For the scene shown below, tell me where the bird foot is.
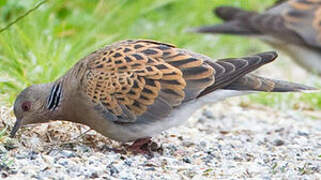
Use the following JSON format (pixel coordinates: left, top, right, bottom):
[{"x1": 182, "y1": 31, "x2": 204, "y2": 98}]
[
  {"x1": 125, "y1": 137, "x2": 160, "y2": 156},
  {"x1": 103, "y1": 138, "x2": 162, "y2": 156}
]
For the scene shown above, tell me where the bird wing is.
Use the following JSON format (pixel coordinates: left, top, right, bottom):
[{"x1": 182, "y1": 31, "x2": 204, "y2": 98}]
[
  {"x1": 80, "y1": 40, "x2": 215, "y2": 123},
  {"x1": 274, "y1": 0, "x2": 321, "y2": 48},
  {"x1": 79, "y1": 40, "x2": 285, "y2": 124}
]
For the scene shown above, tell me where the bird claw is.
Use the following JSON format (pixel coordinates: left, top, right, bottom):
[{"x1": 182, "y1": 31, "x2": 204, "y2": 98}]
[{"x1": 124, "y1": 137, "x2": 161, "y2": 156}]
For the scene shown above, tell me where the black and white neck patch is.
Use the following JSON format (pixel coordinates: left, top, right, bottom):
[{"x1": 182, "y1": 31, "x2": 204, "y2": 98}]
[{"x1": 47, "y1": 81, "x2": 63, "y2": 111}]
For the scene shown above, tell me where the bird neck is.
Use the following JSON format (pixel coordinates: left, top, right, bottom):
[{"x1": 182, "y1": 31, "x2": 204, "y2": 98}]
[
  {"x1": 39, "y1": 80, "x2": 66, "y2": 121},
  {"x1": 47, "y1": 76, "x2": 85, "y2": 124}
]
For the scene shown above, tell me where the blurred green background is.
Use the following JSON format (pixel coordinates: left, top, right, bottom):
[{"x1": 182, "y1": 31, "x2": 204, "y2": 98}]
[{"x1": 0, "y1": 0, "x2": 320, "y2": 110}]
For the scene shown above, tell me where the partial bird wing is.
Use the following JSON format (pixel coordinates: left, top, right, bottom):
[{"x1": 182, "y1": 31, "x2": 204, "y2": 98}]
[
  {"x1": 79, "y1": 40, "x2": 214, "y2": 123},
  {"x1": 275, "y1": 0, "x2": 321, "y2": 48},
  {"x1": 78, "y1": 40, "x2": 281, "y2": 124}
]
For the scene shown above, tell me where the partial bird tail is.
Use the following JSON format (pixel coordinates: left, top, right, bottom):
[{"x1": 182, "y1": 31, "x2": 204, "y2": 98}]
[
  {"x1": 188, "y1": 6, "x2": 261, "y2": 35},
  {"x1": 214, "y1": 6, "x2": 254, "y2": 21},
  {"x1": 224, "y1": 74, "x2": 319, "y2": 93},
  {"x1": 198, "y1": 51, "x2": 319, "y2": 98}
]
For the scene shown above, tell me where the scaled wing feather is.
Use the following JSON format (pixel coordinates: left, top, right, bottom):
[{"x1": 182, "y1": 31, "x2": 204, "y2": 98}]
[{"x1": 80, "y1": 40, "x2": 214, "y2": 123}]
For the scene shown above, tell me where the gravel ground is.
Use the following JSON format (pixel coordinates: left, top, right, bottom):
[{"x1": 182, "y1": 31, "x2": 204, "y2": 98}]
[{"x1": 0, "y1": 99, "x2": 320, "y2": 179}]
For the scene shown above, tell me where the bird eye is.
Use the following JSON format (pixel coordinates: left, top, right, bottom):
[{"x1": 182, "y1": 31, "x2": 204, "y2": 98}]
[{"x1": 21, "y1": 101, "x2": 31, "y2": 112}]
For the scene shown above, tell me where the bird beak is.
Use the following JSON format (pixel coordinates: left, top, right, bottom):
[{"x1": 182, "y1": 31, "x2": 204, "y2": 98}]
[{"x1": 10, "y1": 119, "x2": 22, "y2": 138}]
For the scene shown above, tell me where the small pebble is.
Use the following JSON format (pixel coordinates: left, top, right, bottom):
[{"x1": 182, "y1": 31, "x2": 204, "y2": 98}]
[
  {"x1": 4, "y1": 142, "x2": 16, "y2": 151},
  {"x1": 145, "y1": 167, "x2": 156, "y2": 171},
  {"x1": 297, "y1": 131, "x2": 309, "y2": 137},
  {"x1": 90, "y1": 172, "x2": 99, "y2": 178},
  {"x1": 15, "y1": 153, "x2": 27, "y2": 160},
  {"x1": 273, "y1": 139, "x2": 285, "y2": 146},
  {"x1": 29, "y1": 151, "x2": 38, "y2": 160},
  {"x1": 2, "y1": 172, "x2": 8, "y2": 178},
  {"x1": 182, "y1": 141, "x2": 194, "y2": 147},
  {"x1": 107, "y1": 164, "x2": 119, "y2": 176},
  {"x1": 203, "y1": 110, "x2": 215, "y2": 119},
  {"x1": 124, "y1": 160, "x2": 132, "y2": 166},
  {"x1": 60, "y1": 150, "x2": 76, "y2": 158},
  {"x1": 199, "y1": 141, "x2": 207, "y2": 147},
  {"x1": 183, "y1": 157, "x2": 191, "y2": 164}
]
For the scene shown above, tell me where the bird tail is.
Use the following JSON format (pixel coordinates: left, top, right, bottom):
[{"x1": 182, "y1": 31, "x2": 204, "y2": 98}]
[
  {"x1": 224, "y1": 74, "x2": 319, "y2": 93},
  {"x1": 198, "y1": 51, "x2": 318, "y2": 98},
  {"x1": 188, "y1": 6, "x2": 261, "y2": 35}
]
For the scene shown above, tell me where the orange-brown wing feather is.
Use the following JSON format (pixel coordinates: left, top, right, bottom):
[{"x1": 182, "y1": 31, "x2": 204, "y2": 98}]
[{"x1": 82, "y1": 40, "x2": 214, "y2": 122}]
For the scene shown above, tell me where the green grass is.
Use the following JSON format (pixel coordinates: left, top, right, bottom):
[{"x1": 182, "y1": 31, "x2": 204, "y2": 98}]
[{"x1": 0, "y1": 0, "x2": 320, "y2": 110}]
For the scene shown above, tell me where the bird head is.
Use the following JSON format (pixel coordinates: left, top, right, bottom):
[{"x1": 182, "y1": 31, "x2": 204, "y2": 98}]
[{"x1": 10, "y1": 84, "x2": 52, "y2": 138}]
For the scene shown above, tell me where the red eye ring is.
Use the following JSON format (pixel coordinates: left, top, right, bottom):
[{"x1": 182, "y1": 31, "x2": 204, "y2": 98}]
[{"x1": 21, "y1": 101, "x2": 31, "y2": 112}]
